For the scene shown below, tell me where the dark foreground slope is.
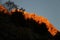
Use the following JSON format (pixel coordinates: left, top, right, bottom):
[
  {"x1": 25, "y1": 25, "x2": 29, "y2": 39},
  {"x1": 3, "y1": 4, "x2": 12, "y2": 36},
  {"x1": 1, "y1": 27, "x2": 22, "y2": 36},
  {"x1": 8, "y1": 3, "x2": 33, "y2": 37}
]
[{"x1": 0, "y1": 5, "x2": 60, "y2": 40}]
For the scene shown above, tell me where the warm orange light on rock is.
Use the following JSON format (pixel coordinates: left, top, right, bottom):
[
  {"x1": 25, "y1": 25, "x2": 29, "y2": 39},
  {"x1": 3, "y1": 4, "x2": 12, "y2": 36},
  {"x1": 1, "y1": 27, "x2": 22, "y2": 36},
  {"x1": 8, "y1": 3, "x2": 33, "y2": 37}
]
[
  {"x1": 23, "y1": 11, "x2": 58, "y2": 36},
  {"x1": 0, "y1": 5, "x2": 59, "y2": 36}
]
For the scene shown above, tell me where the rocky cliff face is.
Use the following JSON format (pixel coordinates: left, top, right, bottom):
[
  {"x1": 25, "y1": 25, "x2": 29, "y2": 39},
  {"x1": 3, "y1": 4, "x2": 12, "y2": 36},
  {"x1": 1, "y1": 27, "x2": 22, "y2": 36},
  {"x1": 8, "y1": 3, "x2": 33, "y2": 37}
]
[{"x1": 0, "y1": 5, "x2": 60, "y2": 40}]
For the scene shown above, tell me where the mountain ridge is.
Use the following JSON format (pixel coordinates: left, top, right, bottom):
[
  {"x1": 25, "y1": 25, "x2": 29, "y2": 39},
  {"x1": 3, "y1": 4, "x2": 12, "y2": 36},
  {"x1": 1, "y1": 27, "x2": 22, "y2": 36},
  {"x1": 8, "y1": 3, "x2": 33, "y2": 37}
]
[{"x1": 0, "y1": 5, "x2": 60, "y2": 40}]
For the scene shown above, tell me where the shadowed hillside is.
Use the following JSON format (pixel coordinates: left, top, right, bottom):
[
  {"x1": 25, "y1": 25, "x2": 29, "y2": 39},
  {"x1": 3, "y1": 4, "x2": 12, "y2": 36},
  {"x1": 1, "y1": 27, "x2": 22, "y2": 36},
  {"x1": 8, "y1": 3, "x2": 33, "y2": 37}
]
[{"x1": 0, "y1": 5, "x2": 60, "y2": 40}]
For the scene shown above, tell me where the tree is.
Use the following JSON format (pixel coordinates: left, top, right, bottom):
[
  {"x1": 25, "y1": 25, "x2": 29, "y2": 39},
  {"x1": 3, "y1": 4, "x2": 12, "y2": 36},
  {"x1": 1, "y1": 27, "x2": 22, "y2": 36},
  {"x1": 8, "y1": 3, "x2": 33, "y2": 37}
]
[{"x1": 2, "y1": 0, "x2": 18, "y2": 11}]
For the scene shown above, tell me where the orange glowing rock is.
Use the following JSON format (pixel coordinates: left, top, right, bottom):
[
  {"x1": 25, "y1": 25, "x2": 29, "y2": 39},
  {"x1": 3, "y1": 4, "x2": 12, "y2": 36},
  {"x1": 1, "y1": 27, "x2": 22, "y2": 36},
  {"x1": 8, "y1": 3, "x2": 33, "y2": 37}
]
[
  {"x1": 23, "y1": 11, "x2": 58, "y2": 36},
  {"x1": 0, "y1": 5, "x2": 9, "y2": 14},
  {"x1": 0, "y1": 5, "x2": 59, "y2": 36},
  {"x1": 23, "y1": 10, "x2": 59, "y2": 36}
]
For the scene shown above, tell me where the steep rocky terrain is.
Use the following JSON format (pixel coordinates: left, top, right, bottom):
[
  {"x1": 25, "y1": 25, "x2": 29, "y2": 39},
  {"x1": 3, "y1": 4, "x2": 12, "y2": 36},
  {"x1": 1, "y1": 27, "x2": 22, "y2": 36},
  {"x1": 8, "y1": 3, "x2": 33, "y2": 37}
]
[{"x1": 0, "y1": 5, "x2": 60, "y2": 40}]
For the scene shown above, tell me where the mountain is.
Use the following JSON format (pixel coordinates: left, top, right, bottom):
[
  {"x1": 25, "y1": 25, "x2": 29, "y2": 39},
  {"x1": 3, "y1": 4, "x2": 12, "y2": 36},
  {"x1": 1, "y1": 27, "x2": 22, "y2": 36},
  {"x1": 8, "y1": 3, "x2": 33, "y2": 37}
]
[{"x1": 0, "y1": 5, "x2": 60, "y2": 40}]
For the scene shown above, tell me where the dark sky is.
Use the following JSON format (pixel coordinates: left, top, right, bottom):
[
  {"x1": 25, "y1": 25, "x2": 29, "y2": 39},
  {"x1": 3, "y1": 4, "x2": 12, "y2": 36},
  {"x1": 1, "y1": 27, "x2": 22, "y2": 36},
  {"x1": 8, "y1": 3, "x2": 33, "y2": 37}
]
[{"x1": 1, "y1": 0, "x2": 60, "y2": 30}]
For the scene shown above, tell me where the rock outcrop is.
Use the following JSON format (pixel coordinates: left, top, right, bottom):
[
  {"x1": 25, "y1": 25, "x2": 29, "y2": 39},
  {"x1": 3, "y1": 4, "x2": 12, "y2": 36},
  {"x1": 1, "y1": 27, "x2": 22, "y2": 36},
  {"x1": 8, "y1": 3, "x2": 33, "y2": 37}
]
[{"x1": 0, "y1": 5, "x2": 60, "y2": 40}]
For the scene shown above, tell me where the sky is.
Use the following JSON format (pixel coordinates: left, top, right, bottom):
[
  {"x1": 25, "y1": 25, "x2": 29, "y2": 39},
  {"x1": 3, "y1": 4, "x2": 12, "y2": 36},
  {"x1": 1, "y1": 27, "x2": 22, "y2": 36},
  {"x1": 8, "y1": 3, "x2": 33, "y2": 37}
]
[{"x1": 1, "y1": 0, "x2": 60, "y2": 30}]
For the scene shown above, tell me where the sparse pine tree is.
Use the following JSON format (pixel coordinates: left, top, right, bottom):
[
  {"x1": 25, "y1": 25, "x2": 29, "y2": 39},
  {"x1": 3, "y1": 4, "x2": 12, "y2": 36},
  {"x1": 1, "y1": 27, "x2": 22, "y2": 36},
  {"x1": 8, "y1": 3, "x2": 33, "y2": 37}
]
[
  {"x1": 2, "y1": 0, "x2": 18, "y2": 11},
  {"x1": 1, "y1": 0, "x2": 25, "y2": 12}
]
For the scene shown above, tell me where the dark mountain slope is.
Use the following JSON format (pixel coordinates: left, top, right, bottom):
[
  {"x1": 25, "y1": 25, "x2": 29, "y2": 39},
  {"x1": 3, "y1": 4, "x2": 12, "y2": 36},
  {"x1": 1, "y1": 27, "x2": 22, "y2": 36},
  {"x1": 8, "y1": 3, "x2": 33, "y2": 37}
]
[{"x1": 0, "y1": 5, "x2": 60, "y2": 40}]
